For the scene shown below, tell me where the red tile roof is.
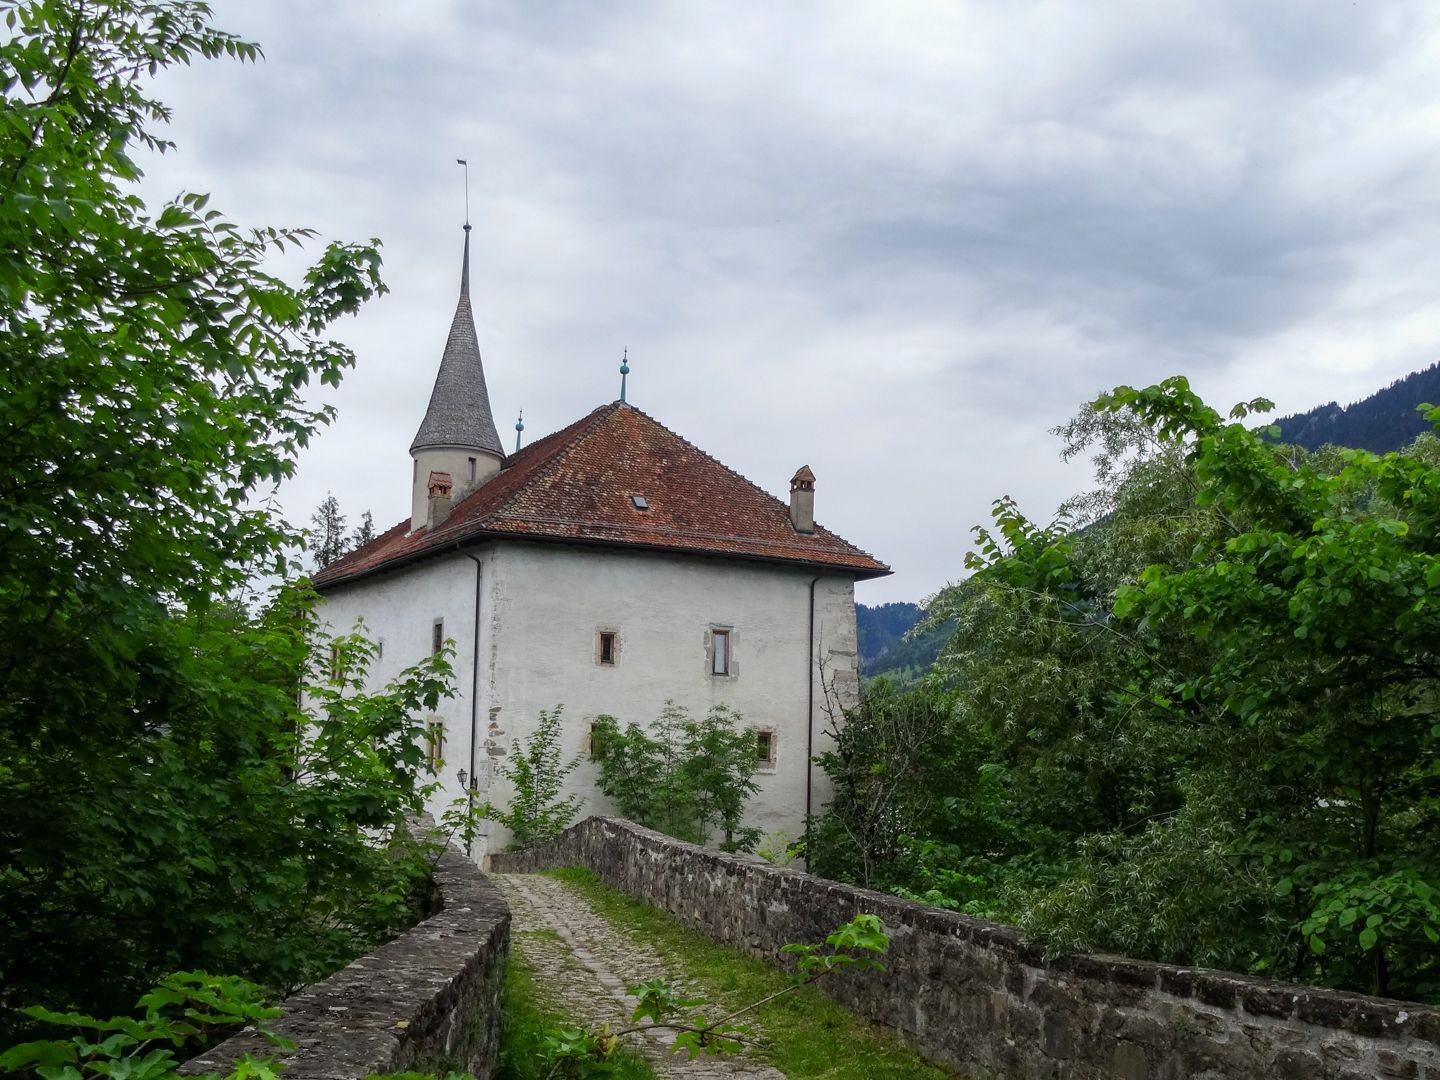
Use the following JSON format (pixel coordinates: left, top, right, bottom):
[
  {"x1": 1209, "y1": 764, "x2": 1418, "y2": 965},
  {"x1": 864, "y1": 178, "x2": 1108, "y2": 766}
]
[{"x1": 313, "y1": 402, "x2": 890, "y2": 589}]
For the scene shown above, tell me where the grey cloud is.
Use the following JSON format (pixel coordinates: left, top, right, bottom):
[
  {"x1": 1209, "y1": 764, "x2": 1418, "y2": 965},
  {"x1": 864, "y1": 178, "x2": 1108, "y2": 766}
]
[{"x1": 141, "y1": 0, "x2": 1440, "y2": 602}]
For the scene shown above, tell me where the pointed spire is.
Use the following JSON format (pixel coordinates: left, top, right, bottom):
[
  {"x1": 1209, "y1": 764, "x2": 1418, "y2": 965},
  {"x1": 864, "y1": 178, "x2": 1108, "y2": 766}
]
[
  {"x1": 515, "y1": 409, "x2": 525, "y2": 453},
  {"x1": 409, "y1": 226, "x2": 503, "y2": 458},
  {"x1": 619, "y1": 347, "x2": 630, "y2": 403}
]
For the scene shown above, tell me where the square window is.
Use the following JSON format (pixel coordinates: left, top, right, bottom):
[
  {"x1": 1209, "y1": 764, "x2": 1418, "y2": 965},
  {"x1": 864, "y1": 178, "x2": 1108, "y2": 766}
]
[
  {"x1": 425, "y1": 720, "x2": 445, "y2": 770},
  {"x1": 432, "y1": 619, "x2": 444, "y2": 655},
  {"x1": 756, "y1": 730, "x2": 775, "y2": 766},
  {"x1": 598, "y1": 631, "x2": 617, "y2": 666},
  {"x1": 711, "y1": 629, "x2": 731, "y2": 676}
]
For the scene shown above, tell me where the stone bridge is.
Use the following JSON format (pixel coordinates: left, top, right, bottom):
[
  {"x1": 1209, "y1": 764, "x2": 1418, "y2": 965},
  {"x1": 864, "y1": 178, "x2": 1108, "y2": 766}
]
[{"x1": 188, "y1": 817, "x2": 1440, "y2": 1080}]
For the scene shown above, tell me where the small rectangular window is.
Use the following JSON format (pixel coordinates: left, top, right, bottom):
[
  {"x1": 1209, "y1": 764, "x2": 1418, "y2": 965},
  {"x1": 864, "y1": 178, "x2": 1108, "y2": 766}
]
[
  {"x1": 756, "y1": 730, "x2": 775, "y2": 766},
  {"x1": 425, "y1": 720, "x2": 445, "y2": 770},
  {"x1": 712, "y1": 629, "x2": 730, "y2": 676},
  {"x1": 468, "y1": 457, "x2": 477, "y2": 482},
  {"x1": 432, "y1": 619, "x2": 444, "y2": 655},
  {"x1": 328, "y1": 641, "x2": 342, "y2": 683},
  {"x1": 598, "y1": 631, "x2": 617, "y2": 666}
]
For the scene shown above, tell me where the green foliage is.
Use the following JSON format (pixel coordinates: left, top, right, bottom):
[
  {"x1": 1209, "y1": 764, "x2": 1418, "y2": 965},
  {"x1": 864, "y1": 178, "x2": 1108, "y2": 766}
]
[
  {"x1": 808, "y1": 679, "x2": 963, "y2": 890},
  {"x1": 591, "y1": 702, "x2": 761, "y2": 851},
  {"x1": 0, "y1": 972, "x2": 287, "y2": 1080},
  {"x1": 478, "y1": 707, "x2": 584, "y2": 851},
  {"x1": 0, "y1": 0, "x2": 453, "y2": 1036},
  {"x1": 753, "y1": 831, "x2": 800, "y2": 867},
  {"x1": 812, "y1": 378, "x2": 1440, "y2": 1002},
  {"x1": 497, "y1": 938, "x2": 655, "y2": 1080},
  {"x1": 512, "y1": 914, "x2": 888, "y2": 1070}
]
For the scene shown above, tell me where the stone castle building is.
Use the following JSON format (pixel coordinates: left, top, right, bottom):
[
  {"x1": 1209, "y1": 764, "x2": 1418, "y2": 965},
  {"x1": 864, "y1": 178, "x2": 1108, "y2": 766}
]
[{"x1": 312, "y1": 227, "x2": 889, "y2": 859}]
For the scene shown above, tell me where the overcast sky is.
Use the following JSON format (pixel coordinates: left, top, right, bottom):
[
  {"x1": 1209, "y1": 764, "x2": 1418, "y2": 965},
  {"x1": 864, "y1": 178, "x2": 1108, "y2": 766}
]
[{"x1": 143, "y1": 1, "x2": 1440, "y2": 603}]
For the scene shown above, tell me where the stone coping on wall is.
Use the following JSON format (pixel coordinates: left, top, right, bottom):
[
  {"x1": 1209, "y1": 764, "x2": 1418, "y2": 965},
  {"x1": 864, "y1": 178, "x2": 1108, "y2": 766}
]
[
  {"x1": 491, "y1": 816, "x2": 1440, "y2": 1080},
  {"x1": 182, "y1": 830, "x2": 509, "y2": 1080}
]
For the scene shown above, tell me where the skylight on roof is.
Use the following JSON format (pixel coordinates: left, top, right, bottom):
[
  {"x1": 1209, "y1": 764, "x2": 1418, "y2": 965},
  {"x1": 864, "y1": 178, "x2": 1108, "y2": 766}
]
[{"x1": 631, "y1": 495, "x2": 649, "y2": 510}]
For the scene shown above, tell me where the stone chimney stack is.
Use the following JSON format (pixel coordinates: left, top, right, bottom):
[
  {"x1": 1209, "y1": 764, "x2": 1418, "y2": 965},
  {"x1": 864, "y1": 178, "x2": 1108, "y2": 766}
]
[
  {"x1": 427, "y1": 471, "x2": 454, "y2": 530},
  {"x1": 789, "y1": 465, "x2": 815, "y2": 534}
]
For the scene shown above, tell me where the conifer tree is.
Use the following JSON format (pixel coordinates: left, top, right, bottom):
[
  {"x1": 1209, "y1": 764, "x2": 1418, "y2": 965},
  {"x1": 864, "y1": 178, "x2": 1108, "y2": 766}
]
[{"x1": 310, "y1": 493, "x2": 349, "y2": 568}]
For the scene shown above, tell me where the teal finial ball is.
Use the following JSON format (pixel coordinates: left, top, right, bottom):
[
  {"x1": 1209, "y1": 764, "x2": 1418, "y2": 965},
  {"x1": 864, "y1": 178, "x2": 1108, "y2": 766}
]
[{"x1": 515, "y1": 410, "x2": 524, "y2": 433}]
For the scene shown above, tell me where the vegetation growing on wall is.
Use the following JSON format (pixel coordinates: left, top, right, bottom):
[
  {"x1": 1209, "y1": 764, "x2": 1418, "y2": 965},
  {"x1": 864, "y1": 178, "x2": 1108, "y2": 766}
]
[
  {"x1": 472, "y1": 706, "x2": 586, "y2": 852},
  {"x1": 812, "y1": 378, "x2": 1440, "y2": 1003},
  {"x1": 591, "y1": 702, "x2": 762, "y2": 852},
  {"x1": 0, "y1": 0, "x2": 449, "y2": 1037}
]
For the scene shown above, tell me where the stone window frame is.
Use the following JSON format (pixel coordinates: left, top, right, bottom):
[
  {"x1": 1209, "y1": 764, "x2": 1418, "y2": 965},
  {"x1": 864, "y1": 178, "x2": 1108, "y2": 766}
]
[
  {"x1": 586, "y1": 719, "x2": 608, "y2": 760},
  {"x1": 754, "y1": 727, "x2": 777, "y2": 772},
  {"x1": 596, "y1": 628, "x2": 619, "y2": 667},
  {"x1": 707, "y1": 625, "x2": 737, "y2": 678},
  {"x1": 425, "y1": 718, "x2": 446, "y2": 771}
]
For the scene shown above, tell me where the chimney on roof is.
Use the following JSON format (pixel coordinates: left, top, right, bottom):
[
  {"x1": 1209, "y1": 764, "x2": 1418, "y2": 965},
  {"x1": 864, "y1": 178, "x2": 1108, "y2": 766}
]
[
  {"x1": 789, "y1": 466, "x2": 815, "y2": 534},
  {"x1": 427, "y1": 471, "x2": 454, "y2": 530}
]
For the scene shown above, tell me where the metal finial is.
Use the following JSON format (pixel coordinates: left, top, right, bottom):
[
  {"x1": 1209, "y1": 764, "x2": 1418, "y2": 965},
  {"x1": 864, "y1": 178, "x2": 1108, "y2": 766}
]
[
  {"x1": 514, "y1": 409, "x2": 525, "y2": 453},
  {"x1": 619, "y1": 348, "x2": 630, "y2": 403}
]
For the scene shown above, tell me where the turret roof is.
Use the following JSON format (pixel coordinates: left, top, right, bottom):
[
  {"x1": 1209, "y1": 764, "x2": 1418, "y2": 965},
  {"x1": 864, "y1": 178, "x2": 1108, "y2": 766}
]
[{"x1": 409, "y1": 228, "x2": 504, "y2": 457}]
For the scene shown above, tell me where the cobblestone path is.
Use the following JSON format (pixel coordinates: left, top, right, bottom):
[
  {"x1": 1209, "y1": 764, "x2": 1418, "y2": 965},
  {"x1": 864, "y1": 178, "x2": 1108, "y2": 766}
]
[{"x1": 492, "y1": 873, "x2": 787, "y2": 1079}]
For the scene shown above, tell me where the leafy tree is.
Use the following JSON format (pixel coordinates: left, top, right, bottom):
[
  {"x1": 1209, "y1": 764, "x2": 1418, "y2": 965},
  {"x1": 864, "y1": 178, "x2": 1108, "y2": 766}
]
[
  {"x1": 679, "y1": 704, "x2": 762, "y2": 852},
  {"x1": 0, "y1": 0, "x2": 442, "y2": 1035},
  {"x1": 809, "y1": 679, "x2": 955, "y2": 889},
  {"x1": 592, "y1": 702, "x2": 761, "y2": 851},
  {"x1": 1096, "y1": 378, "x2": 1440, "y2": 996},
  {"x1": 811, "y1": 380, "x2": 1440, "y2": 1002},
  {"x1": 310, "y1": 493, "x2": 350, "y2": 568},
  {"x1": 481, "y1": 706, "x2": 584, "y2": 851}
]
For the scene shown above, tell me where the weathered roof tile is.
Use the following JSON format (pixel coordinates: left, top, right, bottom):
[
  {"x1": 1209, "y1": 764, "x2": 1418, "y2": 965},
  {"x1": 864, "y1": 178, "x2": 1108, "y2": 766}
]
[{"x1": 315, "y1": 402, "x2": 890, "y2": 587}]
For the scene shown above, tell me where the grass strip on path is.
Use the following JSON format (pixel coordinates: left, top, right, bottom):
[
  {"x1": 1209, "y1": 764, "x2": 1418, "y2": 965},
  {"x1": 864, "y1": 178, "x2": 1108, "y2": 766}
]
[
  {"x1": 542, "y1": 868, "x2": 958, "y2": 1080},
  {"x1": 497, "y1": 931, "x2": 658, "y2": 1080}
]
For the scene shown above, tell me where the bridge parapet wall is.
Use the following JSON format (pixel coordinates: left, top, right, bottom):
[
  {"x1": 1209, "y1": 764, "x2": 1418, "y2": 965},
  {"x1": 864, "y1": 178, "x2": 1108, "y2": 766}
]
[
  {"x1": 492, "y1": 815, "x2": 1439, "y2": 1080},
  {"x1": 183, "y1": 835, "x2": 509, "y2": 1080}
]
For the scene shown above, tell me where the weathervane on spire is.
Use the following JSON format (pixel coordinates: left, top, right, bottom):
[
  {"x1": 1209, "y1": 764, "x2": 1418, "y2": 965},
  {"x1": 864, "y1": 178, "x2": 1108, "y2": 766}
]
[
  {"x1": 456, "y1": 158, "x2": 470, "y2": 229},
  {"x1": 456, "y1": 158, "x2": 472, "y2": 295},
  {"x1": 619, "y1": 348, "x2": 630, "y2": 403},
  {"x1": 515, "y1": 409, "x2": 525, "y2": 453}
]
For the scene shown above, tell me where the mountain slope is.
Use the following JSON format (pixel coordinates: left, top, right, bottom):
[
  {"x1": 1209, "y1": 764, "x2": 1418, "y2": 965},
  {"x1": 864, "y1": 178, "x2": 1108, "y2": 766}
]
[{"x1": 1271, "y1": 362, "x2": 1440, "y2": 453}]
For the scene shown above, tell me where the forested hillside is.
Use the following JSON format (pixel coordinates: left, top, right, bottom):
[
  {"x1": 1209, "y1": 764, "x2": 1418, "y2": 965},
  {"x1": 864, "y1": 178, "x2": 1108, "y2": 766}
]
[
  {"x1": 855, "y1": 602, "x2": 952, "y2": 681},
  {"x1": 1271, "y1": 361, "x2": 1440, "y2": 452}
]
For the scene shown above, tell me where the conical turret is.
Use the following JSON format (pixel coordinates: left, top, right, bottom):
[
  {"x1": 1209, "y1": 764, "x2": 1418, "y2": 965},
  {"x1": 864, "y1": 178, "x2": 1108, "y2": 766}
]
[{"x1": 410, "y1": 226, "x2": 504, "y2": 531}]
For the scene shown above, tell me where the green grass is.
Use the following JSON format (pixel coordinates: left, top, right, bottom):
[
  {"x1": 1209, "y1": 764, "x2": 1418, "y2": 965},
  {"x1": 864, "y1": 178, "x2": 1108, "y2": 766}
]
[
  {"x1": 542, "y1": 867, "x2": 958, "y2": 1080},
  {"x1": 497, "y1": 936, "x2": 658, "y2": 1080}
]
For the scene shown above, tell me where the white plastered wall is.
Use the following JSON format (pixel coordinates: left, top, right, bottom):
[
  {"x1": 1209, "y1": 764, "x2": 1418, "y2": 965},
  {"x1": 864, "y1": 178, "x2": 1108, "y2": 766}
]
[
  {"x1": 316, "y1": 547, "x2": 497, "y2": 830},
  {"x1": 315, "y1": 541, "x2": 861, "y2": 863}
]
